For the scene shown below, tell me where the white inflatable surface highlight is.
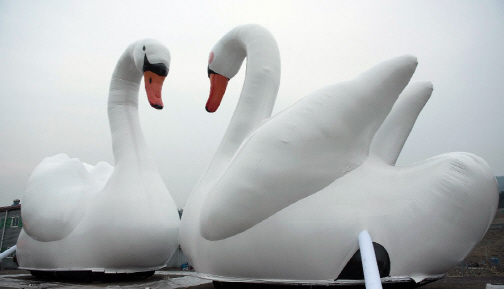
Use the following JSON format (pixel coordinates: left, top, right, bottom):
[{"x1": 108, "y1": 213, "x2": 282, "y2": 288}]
[
  {"x1": 179, "y1": 24, "x2": 498, "y2": 284},
  {"x1": 16, "y1": 39, "x2": 180, "y2": 273}
]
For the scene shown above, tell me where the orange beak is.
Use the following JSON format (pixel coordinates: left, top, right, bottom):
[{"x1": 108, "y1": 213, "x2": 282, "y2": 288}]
[
  {"x1": 144, "y1": 71, "x2": 166, "y2": 110},
  {"x1": 206, "y1": 73, "x2": 229, "y2": 113}
]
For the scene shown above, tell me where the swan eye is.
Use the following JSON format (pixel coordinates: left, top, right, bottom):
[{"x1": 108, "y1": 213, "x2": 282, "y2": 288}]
[
  {"x1": 209, "y1": 52, "x2": 214, "y2": 64},
  {"x1": 143, "y1": 45, "x2": 146, "y2": 51},
  {"x1": 149, "y1": 77, "x2": 152, "y2": 84}
]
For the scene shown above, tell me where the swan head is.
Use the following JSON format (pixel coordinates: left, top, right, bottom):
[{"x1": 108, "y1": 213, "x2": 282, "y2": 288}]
[
  {"x1": 204, "y1": 24, "x2": 280, "y2": 113},
  {"x1": 205, "y1": 29, "x2": 247, "y2": 112},
  {"x1": 133, "y1": 39, "x2": 171, "y2": 110}
]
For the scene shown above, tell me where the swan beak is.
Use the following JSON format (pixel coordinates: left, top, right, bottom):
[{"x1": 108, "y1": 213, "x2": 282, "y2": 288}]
[
  {"x1": 206, "y1": 73, "x2": 229, "y2": 113},
  {"x1": 144, "y1": 71, "x2": 166, "y2": 110}
]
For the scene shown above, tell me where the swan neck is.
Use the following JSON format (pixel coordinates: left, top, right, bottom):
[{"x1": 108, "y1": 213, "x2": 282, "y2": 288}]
[
  {"x1": 107, "y1": 47, "x2": 151, "y2": 168},
  {"x1": 206, "y1": 26, "x2": 281, "y2": 187},
  {"x1": 180, "y1": 26, "x2": 281, "y2": 257},
  {"x1": 224, "y1": 28, "x2": 280, "y2": 151}
]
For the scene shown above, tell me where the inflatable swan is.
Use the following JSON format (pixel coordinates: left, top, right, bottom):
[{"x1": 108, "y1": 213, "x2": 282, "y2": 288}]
[
  {"x1": 16, "y1": 39, "x2": 180, "y2": 274},
  {"x1": 179, "y1": 24, "x2": 498, "y2": 285}
]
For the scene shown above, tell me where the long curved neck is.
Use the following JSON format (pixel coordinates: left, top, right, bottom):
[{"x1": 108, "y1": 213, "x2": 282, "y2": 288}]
[
  {"x1": 107, "y1": 46, "x2": 153, "y2": 172},
  {"x1": 180, "y1": 26, "x2": 281, "y2": 257},
  {"x1": 204, "y1": 25, "x2": 281, "y2": 189}
]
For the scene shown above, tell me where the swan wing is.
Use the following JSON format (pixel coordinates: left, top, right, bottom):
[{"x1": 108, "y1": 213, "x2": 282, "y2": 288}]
[
  {"x1": 22, "y1": 153, "x2": 113, "y2": 242},
  {"x1": 200, "y1": 55, "x2": 418, "y2": 240}
]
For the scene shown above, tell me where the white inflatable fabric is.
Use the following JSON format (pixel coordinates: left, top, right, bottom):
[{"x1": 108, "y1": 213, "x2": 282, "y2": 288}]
[
  {"x1": 179, "y1": 24, "x2": 498, "y2": 284},
  {"x1": 16, "y1": 39, "x2": 180, "y2": 273}
]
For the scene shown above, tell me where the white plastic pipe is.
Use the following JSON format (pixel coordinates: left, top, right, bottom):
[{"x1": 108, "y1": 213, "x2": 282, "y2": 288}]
[
  {"x1": 358, "y1": 231, "x2": 383, "y2": 289},
  {"x1": 0, "y1": 245, "x2": 16, "y2": 261}
]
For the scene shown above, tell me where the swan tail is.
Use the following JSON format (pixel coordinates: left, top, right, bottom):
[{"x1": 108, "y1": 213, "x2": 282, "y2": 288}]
[{"x1": 369, "y1": 81, "x2": 433, "y2": 165}]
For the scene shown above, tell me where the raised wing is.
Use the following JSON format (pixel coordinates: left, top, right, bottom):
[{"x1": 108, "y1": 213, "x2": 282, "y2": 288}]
[
  {"x1": 22, "y1": 154, "x2": 113, "y2": 242},
  {"x1": 200, "y1": 55, "x2": 419, "y2": 240}
]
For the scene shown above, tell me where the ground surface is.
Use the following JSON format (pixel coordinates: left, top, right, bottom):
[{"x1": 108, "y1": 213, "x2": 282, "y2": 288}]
[
  {"x1": 0, "y1": 269, "x2": 210, "y2": 289},
  {"x1": 418, "y1": 276, "x2": 504, "y2": 289},
  {"x1": 1, "y1": 270, "x2": 504, "y2": 289}
]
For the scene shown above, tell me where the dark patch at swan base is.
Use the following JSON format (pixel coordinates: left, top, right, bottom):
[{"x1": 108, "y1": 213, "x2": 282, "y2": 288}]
[{"x1": 336, "y1": 242, "x2": 391, "y2": 280}]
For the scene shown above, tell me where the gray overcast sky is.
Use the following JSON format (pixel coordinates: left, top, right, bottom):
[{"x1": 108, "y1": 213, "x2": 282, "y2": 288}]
[{"x1": 1, "y1": 1, "x2": 503, "y2": 208}]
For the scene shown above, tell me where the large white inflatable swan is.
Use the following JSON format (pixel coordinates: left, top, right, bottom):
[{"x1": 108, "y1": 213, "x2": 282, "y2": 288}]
[
  {"x1": 179, "y1": 24, "x2": 498, "y2": 285},
  {"x1": 16, "y1": 39, "x2": 180, "y2": 273}
]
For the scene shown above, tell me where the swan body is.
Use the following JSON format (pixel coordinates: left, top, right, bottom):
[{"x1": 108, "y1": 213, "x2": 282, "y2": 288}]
[
  {"x1": 16, "y1": 39, "x2": 180, "y2": 273},
  {"x1": 179, "y1": 24, "x2": 498, "y2": 284}
]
